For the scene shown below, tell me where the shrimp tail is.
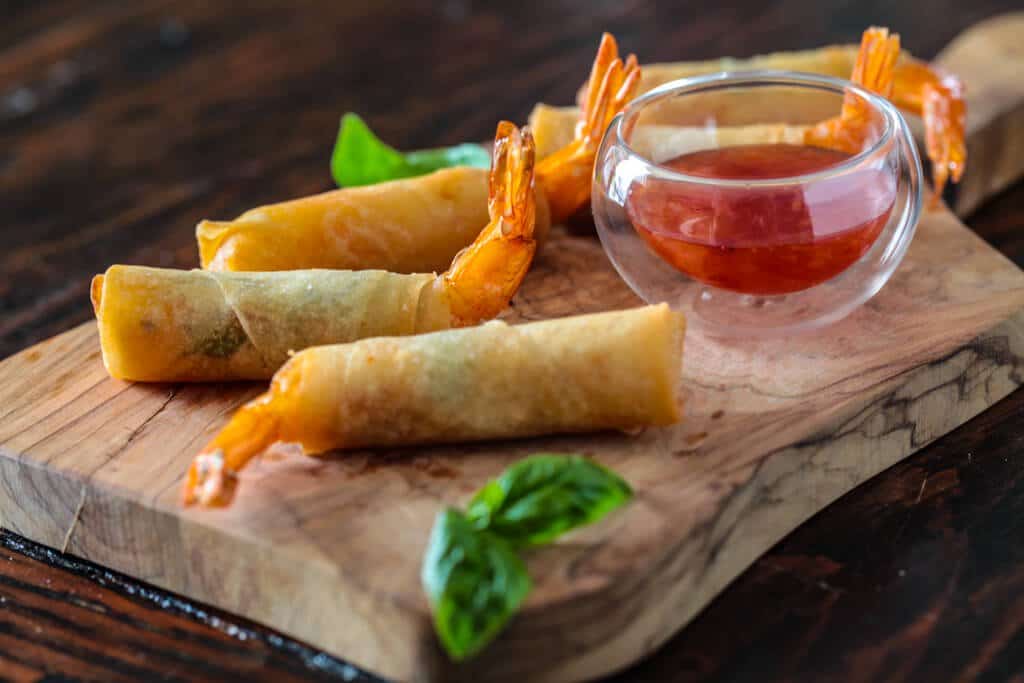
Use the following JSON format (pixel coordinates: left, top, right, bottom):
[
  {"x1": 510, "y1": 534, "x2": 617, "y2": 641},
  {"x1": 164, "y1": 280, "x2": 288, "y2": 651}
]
[
  {"x1": 847, "y1": 26, "x2": 899, "y2": 100},
  {"x1": 918, "y1": 74, "x2": 966, "y2": 201},
  {"x1": 807, "y1": 27, "x2": 966, "y2": 204},
  {"x1": 536, "y1": 33, "x2": 641, "y2": 223},
  {"x1": 889, "y1": 54, "x2": 967, "y2": 203},
  {"x1": 182, "y1": 396, "x2": 280, "y2": 507},
  {"x1": 440, "y1": 121, "x2": 537, "y2": 327},
  {"x1": 805, "y1": 27, "x2": 900, "y2": 155}
]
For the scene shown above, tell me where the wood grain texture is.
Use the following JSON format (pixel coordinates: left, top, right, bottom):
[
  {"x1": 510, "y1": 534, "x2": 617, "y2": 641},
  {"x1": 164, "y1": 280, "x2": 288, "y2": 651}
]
[
  {"x1": 0, "y1": 530, "x2": 376, "y2": 683},
  {"x1": 6, "y1": 1, "x2": 1024, "y2": 683},
  {"x1": 2, "y1": 143, "x2": 1024, "y2": 683},
  {"x1": 608, "y1": 376, "x2": 1024, "y2": 683},
  {"x1": 2, "y1": 227, "x2": 1022, "y2": 683}
]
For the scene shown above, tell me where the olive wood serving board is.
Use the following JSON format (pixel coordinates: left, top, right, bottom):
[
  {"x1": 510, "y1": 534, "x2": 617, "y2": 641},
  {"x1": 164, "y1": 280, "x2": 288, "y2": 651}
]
[{"x1": 1, "y1": 13, "x2": 1023, "y2": 683}]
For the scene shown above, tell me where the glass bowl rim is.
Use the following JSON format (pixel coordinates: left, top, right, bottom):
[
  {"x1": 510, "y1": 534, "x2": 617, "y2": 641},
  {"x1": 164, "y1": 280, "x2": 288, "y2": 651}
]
[{"x1": 611, "y1": 69, "x2": 902, "y2": 188}]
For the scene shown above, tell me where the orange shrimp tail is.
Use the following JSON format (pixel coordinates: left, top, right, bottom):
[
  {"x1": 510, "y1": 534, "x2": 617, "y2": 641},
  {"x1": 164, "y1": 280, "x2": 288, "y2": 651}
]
[
  {"x1": 891, "y1": 60, "x2": 966, "y2": 202},
  {"x1": 182, "y1": 397, "x2": 280, "y2": 507},
  {"x1": 536, "y1": 33, "x2": 641, "y2": 223},
  {"x1": 847, "y1": 27, "x2": 899, "y2": 100},
  {"x1": 441, "y1": 121, "x2": 537, "y2": 326},
  {"x1": 922, "y1": 82, "x2": 966, "y2": 199},
  {"x1": 806, "y1": 27, "x2": 900, "y2": 155}
]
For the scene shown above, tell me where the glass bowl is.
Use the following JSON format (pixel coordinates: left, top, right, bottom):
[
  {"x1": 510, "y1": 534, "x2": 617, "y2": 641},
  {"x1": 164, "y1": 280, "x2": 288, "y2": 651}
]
[{"x1": 592, "y1": 71, "x2": 923, "y2": 336}]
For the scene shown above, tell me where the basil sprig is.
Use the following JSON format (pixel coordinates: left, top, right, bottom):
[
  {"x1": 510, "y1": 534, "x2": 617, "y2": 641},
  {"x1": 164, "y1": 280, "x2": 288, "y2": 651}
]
[
  {"x1": 466, "y1": 455, "x2": 633, "y2": 548},
  {"x1": 421, "y1": 454, "x2": 633, "y2": 661},
  {"x1": 331, "y1": 113, "x2": 490, "y2": 188},
  {"x1": 421, "y1": 509, "x2": 531, "y2": 661}
]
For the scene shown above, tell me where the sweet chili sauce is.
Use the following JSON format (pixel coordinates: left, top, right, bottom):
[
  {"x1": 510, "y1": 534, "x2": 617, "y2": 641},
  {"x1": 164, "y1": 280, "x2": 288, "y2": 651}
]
[{"x1": 626, "y1": 143, "x2": 896, "y2": 295}]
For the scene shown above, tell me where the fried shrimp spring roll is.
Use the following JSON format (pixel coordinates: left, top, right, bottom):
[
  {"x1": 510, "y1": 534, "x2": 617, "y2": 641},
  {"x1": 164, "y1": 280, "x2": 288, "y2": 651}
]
[
  {"x1": 533, "y1": 33, "x2": 640, "y2": 224},
  {"x1": 612, "y1": 30, "x2": 902, "y2": 163},
  {"x1": 184, "y1": 304, "x2": 686, "y2": 507},
  {"x1": 91, "y1": 267, "x2": 451, "y2": 381},
  {"x1": 529, "y1": 46, "x2": 861, "y2": 158},
  {"x1": 93, "y1": 122, "x2": 539, "y2": 382},
  {"x1": 197, "y1": 34, "x2": 637, "y2": 275},
  {"x1": 196, "y1": 166, "x2": 538, "y2": 274},
  {"x1": 533, "y1": 29, "x2": 965, "y2": 197}
]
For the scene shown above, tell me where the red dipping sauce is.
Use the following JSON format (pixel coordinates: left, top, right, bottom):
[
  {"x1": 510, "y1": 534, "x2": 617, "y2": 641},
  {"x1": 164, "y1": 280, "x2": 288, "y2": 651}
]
[{"x1": 626, "y1": 143, "x2": 896, "y2": 295}]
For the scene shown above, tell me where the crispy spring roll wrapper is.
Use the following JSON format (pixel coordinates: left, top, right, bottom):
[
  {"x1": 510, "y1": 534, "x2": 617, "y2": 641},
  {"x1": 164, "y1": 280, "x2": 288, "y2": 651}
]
[
  {"x1": 197, "y1": 166, "x2": 551, "y2": 274},
  {"x1": 626, "y1": 123, "x2": 809, "y2": 161},
  {"x1": 535, "y1": 111, "x2": 812, "y2": 156},
  {"x1": 99, "y1": 121, "x2": 541, "y2": 383},
  {"x1": 531, "y1": 119, "x2": 811, "y2": 169},
  {"x1": 285, "y1": 304, "x2": 684, "y2": 449},
  {"x1": 185, "y1": 304, "x2": 686, "y2": 505},
  {"x1": 531, "y1": 44, "x2": 908, "y2": 158},
  {"x1": 91, "y1": 265, "x2": 451, "y2": 382},
  {"x1": 608, "y1": 45, "x2": 861, "y2": 112}
]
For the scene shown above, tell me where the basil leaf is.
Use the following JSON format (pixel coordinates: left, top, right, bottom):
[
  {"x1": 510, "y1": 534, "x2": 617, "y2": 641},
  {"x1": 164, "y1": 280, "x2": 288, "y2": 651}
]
[
  {"x1": 422, "y1": 455, "x2": 633, "y2": 661},
  {"x1": 421, "y1": 508, "x2": 531, "y2": 661},
  {"x1": 330, "y1": 113, "x2": 407, "y2": 188},
  {"x1": 466, "y1": 454, "x2": 633, "y2": 548},
  {"x1": 330, "y1": 113, "x2": 490, "y2": 188},
  {"x1": 403, "y1": 143, "x2": 492, "y2": 174}
]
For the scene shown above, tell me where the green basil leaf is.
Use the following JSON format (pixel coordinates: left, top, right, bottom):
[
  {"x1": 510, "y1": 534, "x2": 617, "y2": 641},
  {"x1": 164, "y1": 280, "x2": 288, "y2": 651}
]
[
  {"x1": 421, "y1": 508, "x2": 531, "y2": 661},
  {"x1": 330, "y1": 113, "x2": 407, "y2": 188},
  {"x1": 466, "y1": 454, "x2": 633, "y2": 548},
  {"x1": 331, "y1": 113, "x2": 490, "y2": 188},
  {"x1": 403, "y1": 143, "x2": 492, "y2": 174}
]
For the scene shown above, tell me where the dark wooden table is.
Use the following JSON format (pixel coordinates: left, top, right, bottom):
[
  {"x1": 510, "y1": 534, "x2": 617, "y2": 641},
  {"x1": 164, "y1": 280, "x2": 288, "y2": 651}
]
[{"x1": 2, "y1": 1, "x2": 1023, "y2": 681}]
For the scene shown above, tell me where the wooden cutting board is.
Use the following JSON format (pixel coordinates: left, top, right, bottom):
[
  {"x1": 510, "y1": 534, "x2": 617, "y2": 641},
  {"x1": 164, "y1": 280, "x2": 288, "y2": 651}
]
[{"x1": 2, "y1": 13, "x2": 1024, "y2": 683}]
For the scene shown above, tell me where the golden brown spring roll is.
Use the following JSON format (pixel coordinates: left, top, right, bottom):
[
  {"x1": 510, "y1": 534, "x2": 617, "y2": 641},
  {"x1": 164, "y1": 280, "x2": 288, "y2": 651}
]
[
  {"x1": 195, "y1": 34, "x2": 632, "y2": 275},
  {"x1": 98, "y1": 122, "x2": 541, "y2": 383},
  {"x1": 567, "y1": 32, "x2": 963, "y2": 198},
  {"x1": 606, "y1": 44, "x2": 860, "y2": 104},
  {"x1": 185, "y1": 304, "x2": 686, "y2": 505},
  {"x1": 531, "y1": 44, "x2": 873, "y2": 157},
  {"x1": 91, "y1": 265, "x2": 451, "y2": 382},
  {"x1": 621, "y1": 123, "x2": 810, "y2": 162},
  {"x1": 198, "y1": 166, "x2": 551, "y2": 274}
]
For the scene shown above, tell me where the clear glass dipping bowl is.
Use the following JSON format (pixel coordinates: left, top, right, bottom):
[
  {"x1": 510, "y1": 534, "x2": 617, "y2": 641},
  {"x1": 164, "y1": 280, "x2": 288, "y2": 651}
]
[{"x1": 592, "y1": 71, "x2": 923, "y2": 336}]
